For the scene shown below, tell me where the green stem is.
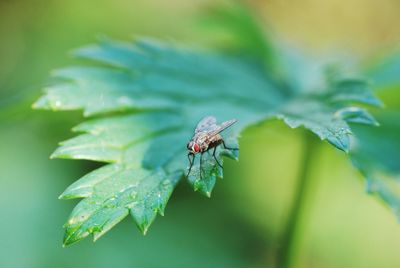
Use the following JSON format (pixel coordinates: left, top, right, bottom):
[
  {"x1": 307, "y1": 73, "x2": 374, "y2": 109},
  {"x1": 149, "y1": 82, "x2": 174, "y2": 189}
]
[{"x1": 277, "y1": 133, "x2": 318, "y2": 268}]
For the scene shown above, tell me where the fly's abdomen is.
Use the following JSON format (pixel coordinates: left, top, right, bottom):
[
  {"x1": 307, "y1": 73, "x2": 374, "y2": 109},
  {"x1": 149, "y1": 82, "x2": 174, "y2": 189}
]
[{"x1": 207, "y1": 134, "x2": 223, "y2": 150}]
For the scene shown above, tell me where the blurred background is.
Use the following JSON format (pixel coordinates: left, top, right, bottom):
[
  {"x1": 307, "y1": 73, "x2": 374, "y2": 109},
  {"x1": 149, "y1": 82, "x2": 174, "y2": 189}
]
[{"x1": 1, "y1": 0, "x2": 400, "y2": 267}]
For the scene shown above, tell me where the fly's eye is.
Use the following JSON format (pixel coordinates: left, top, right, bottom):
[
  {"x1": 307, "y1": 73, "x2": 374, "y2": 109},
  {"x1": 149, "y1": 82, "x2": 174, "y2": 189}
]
[{"x1": 193, "y1": 143, "x2": 200, "y2": 153}]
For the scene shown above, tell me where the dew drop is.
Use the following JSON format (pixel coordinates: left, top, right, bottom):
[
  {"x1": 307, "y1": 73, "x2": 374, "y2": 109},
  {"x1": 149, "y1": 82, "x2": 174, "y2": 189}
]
[{"x1": 130, "y1": 192, "x2": 137, "y2": 199}]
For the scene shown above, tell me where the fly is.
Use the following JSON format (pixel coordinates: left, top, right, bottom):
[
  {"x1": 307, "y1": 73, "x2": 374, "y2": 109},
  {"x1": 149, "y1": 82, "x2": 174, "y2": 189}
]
[{"x1": 186, "y1": 116, "x2": 238, "y2": 178}]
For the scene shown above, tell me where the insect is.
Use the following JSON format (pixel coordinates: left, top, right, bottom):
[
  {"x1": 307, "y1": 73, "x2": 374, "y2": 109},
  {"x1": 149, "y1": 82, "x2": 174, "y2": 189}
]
[{"x1": 186, "y1": 116, "x2": 238, "y2": 178}]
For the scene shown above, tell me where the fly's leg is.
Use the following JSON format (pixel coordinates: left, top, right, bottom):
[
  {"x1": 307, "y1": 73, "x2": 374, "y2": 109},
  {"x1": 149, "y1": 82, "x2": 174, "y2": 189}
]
[
  {"x1": 187, "y1": 153, "x2": 195, "y2": 177},
  {"x1": 213, "y1": 146, "x2": 223, "y2": 168},
  {"x1": 222, "y1": 140, "x2": 239, "y2": 151},
  {"x1": 200, "y1": 152, "x2": 204, "y2": 179}
]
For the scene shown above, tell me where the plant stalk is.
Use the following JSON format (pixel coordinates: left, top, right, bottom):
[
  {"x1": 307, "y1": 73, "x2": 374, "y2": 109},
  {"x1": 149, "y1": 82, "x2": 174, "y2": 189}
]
[{"x1": 277, "y1": 133, "x2": 318, "y2": 268}]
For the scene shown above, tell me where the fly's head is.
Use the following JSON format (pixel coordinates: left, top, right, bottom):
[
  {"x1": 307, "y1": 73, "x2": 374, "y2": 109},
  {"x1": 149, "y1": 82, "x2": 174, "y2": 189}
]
[{"x1": 187, "y1": 140, "x2": 201, "y2": 154}]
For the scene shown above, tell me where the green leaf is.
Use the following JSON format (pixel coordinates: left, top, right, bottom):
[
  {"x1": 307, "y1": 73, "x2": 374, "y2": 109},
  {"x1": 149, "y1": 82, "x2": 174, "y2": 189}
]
[
  {"x1": 61, "y1": 166, "x2": 181, "y2": 245},
  {"x1": 34, "y1": 38, "x2": 380, "y2": 245},
  {"x1": 350, "y1": 112, "x2": 400, "y2": 218},
  {"x1": 345, "y1": 52, "x2": 400, "y2": 220},
  {"x1": 276, "y1": 78, "x2": 380, "y2": 152}
]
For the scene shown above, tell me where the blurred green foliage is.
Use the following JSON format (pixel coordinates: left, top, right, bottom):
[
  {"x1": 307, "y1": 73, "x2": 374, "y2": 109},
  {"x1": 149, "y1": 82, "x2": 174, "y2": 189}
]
[{"x1": 1, "y1": 0, "x2": 400, "y2": 268}]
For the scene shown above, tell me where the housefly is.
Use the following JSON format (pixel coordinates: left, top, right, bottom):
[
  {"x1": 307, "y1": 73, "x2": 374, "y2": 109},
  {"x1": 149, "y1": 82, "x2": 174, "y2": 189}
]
[{"x1": 186, "y1": 116, "x2": 238, "y2": 178}]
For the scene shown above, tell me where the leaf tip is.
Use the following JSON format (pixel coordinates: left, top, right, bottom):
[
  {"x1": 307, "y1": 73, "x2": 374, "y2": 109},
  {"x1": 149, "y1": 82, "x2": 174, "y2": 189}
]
[
  {"x1": 58, "y1": 191, "x2": 75, "y2": 200},
  {"x1": 32, "y1": 95, "x2": 50, "y2": 110},
  {"x1": 62, "y1": 237, "x2": 73, "y2": 247},
  {"x1": 326, "y1": 135, "x2": 350, "y2": 153},
  {"x1": 158, "y1": 208, "x2": 165, "y2": 217},
  {"x1": 374, "y1": 98, "x2": 385, "y2": 108},
  {"x1": 50, "y1": 148, "x2": 65, "y2": 159},
  {"x1": 50, "y1": 152, "x2": 58, "y2": 159},
  {"x1": 140, "y1": 225, "x2": 149, "y2": 235},
  {"x1": 61, "y1": 232, "x2": 76, "y2": 247},
  {"x1": 93, "y1": 232, "x2": 103, "y2": 242},
  {"x1": 62, "y1": 238, "x2": 76, "y2": 247}
]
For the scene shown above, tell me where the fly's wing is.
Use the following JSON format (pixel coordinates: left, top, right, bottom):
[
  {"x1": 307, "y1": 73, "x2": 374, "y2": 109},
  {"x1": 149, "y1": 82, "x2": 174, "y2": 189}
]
[
  {"x1": 195, "y1": 116, "x2": 218, "y2": 134},
  {"x1": 208, "y1": 119, "x2": 237, "y2": 137}
]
